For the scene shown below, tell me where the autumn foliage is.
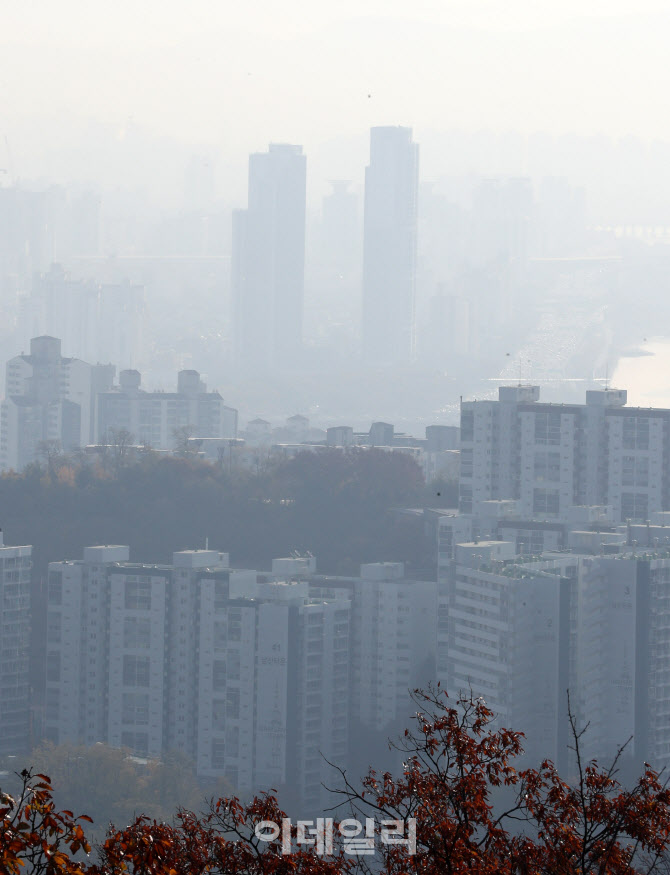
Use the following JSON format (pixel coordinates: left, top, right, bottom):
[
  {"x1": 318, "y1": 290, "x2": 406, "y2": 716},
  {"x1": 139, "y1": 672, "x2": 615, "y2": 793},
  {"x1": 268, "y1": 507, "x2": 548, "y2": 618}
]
[{"x1": 3, "y1": 688, "x2": 670, "y2": 874}]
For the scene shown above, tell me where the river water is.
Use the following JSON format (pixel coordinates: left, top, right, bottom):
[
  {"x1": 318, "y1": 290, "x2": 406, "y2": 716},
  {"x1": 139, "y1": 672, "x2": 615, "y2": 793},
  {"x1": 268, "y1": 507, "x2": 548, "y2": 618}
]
[{"x1": 612, "y1": 339, "x2": 670, "y2": 408}]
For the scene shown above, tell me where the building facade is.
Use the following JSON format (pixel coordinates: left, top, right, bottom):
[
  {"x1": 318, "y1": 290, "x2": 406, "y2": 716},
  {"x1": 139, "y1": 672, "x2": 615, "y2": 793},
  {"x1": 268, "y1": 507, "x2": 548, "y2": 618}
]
[
  {"x1": 1, "y1": 335, "x2": 108, "y2": 470},
  {"x1": 232, "y1": 144, "x2": 306, "y2": 371},
  {"x1": 308, "y1": 562, "x2": 437, "y2": 733},
  {"x1": 0, "y1": 531, "x2": 32, "y2": 757},
  {"x1": 96, "y1": 368, "x2": 236, "y2": 448},
  {"x1": 362, "y1": 126, "x2": 419, "y2": 365},
  {"x1": 459, "y1": 385, "x2": 670, "y2": 523},
  {"x1": 44, "y1": 547, "x2": 349, "y2": 811}
]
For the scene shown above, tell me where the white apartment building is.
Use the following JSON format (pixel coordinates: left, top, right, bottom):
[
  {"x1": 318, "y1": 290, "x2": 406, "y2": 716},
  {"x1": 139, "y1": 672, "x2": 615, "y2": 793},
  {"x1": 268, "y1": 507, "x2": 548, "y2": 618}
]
[
  {"x1": 308, "y1": 562, "x2": 437, "y2": 733},
  {"x1": 95, "y1": 369, "x2": 236, "y2": 449},
  {"x1": 573, "y1": 553, "x2": 670, "y2": 772},
  {"x1": 0, "y1": 531, "x2": 32, "y2": 756},
  {"x1": 45, "y1": 547, "x2": 349, "y2": 811},
  {"x1": 604, "y1": 408, "x2": 670, "y2": 524},
  {"x1": 46, "y1": 547, "x2": 227, "y2": 755},
  {"x1": 438, "y1": 540, "x2": 578, "y2": 768},
  {"x1": 437, "y1": 522, "x2": 670, "y2": 773},
  {"x1": 460, "y1": 385, "x2": 670, "y2": 523},
  {"x1": 1, "y1": 335, "x2": 106, "y2": 470},
  {"x1": 198, "y1": 572, "x2": 350, "y2": 809}
]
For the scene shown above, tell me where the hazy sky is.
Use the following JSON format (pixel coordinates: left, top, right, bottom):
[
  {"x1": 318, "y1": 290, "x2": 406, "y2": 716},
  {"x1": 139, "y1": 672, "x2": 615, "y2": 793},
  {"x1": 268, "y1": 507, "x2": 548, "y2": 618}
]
[{"x1": 3, "y1": 1, "x2": 670, "y2": 197}]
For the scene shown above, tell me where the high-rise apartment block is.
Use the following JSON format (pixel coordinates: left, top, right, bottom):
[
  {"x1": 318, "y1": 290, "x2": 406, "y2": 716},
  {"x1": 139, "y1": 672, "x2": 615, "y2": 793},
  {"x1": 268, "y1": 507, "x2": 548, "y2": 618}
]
[
  {"x1": 307, "y1": 562, "x2": 437, "y2": 733},
  {"x1": 362, "y1": 126, "x2": 419, "y2": 364},
  {"x1": 438, "y1": 541, "x2": 573, "y2": 768},
  {"x1": 459, "y1": 385, "x2": 670, "y2": 523},
  {"x1": 96, "y1": 368, "x2": 237, "y2": 448},
  {"x1": 0, "y1": 335, "x2": 108, "y2": 470},
  {"x1": 438, "y1": 383, "x2": 670, "y2": 771},
  {"x1": 45, "y1": 547, "x2": 349, "y2": 810},
  {"x1": 438, "y1": 536, "x2": 670, "y2": 774},
  {"x1": 233, "y1": 144, "x2": 306, "y2": 370},
  {"x1": 0, "y1": 531, "x2": 32, "y2": 756}
]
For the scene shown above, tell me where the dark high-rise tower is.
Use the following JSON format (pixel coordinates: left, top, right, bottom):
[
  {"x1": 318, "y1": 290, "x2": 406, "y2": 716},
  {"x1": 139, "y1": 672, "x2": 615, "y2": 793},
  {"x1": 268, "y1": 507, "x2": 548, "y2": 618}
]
[
  {"x1": 232, "y1": 144, "x2": 306, "y2": 371},
  {"x1": 362, "y1": 127, "x2": 419, "y2": 364}
]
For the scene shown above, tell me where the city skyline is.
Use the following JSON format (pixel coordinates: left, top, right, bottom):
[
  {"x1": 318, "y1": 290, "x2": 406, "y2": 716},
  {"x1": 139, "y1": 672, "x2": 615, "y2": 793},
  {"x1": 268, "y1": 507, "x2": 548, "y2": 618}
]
[{"x1": 5, "y1": 4, "x2": 670, "y2": 857}]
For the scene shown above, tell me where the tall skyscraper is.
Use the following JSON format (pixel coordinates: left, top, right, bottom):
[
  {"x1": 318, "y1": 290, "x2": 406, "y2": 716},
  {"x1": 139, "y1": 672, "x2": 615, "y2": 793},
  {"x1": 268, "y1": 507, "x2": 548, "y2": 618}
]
[
  {"x1": 362, "y1": 127, "x2": 419, "y2": 365},
  {"x1": 232, "y1": 144, "x2": 306, "y2": 371}
]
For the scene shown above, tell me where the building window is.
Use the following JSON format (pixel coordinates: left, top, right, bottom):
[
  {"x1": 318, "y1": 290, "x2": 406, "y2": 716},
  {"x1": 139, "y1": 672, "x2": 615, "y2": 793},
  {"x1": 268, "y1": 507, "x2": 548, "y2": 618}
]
[
  {"x1": 226, "y1": 688, "x2": 240, "y2": 719},
  {"x1": 515, "y1": 530, "x2": 545, "y2": 555},
  {"x1": 48, "y1": 572, "x2": 63, "y2": 605},
  {"x1": 124, "y1": 580, "x2": 151, "y2": 611},
  {"x1": 45, "y1": 688, "x2": 60, "y2": 721},
  {"x1": 533, "y1": 451, "x2": 561, "y2": 482},
  {"x1": 227, "y1": 651, "x2": 241, "y2": 681},
  {"x1": 213, "y1": 621, "x2": 227, "y2": 652},
  {"x1": 621, "y1": 492, "x2": 649, "y2": 523},
  {"x1": 533, "y1": 488, "x2": 560, "y2": 515},
  {"x1": 122, "y1": 655, "x2": 151, "y2": 687},
  {"x1": 123, "y1": 617, "x2": 151, "y2": 649},
  {"x1": 46, "y1": 651, "x2": 61, "y2": 682},
  {"x1": 212, "y1": 700, "x2": 226, "y2": 732},
  {"x1": 622, "y1": 456, "x2": 649, "y2": 488},
  {"x1": 121, "y1": 731, "x2": 148, "y2": 756},
  {"x1": 534, "y1": 412, "x2": 561, "y2": 446},
  {"x1": 211, "y1": 739, "x2": 226, "y2": 769},
  {"x1": 227, "y1": 726, "x2": 240, "y2": 758},
  {"x1": 460, "y1": 449, "x2": 473, "y2": 478},
  {"x1": 461, "y1": 411, "x2": 474, "y2": 443},
  {"x1": 459, "y1": 484, "x2": 472, "y2": 515},
  {"x1": 213, "y1": 659, "x2": 227, "y2": 691},
  {"x1": 46, "y1": 613, "x2": 62, "y2": 644},
  {"x1": 121, "y1": 691, "x2": 149, "y2": 725},
  {"x1": 622, "y1": 418, "x2": 650, "y2": 450}
]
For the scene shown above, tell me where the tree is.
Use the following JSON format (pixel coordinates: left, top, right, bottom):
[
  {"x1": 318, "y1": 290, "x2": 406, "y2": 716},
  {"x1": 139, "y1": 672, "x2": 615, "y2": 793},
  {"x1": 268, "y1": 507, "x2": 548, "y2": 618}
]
[
  {"x1": 37, "y1": 439, "x2": 62, "y2": 482},
  {"x1": 104, "y1": 428, "x2": 135, "y2": 475},
  {"x1": 95, "y1": 794, "x2": 350, "y2": 875},
  {"x1": 30, "y1": 742, "x2": 210, "y2": 843},
  {"x1": 0, "y1": 769, "x2": 91, "y2": 874},
  {"x1": 4, "y1": 691, "x2": 670, "y2": 873},
  {"x1": 172, "y1": 425, "x2": 196, "y2": 456},
  {"x1": 325, "y1": 687, "x2": 670, "y2": 874}
]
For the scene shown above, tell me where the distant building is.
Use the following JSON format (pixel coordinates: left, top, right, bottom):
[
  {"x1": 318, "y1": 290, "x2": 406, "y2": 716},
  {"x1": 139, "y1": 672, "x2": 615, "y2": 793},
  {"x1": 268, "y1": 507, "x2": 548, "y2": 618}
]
[
  {"x1": 0, "y1": 531, "x2": 32, "y2": 757},
  {"x1": 362, "y1": 127, "x2": 419, "y2": 364},
  {"x1": 244, "y1": 418, "x2": 272, "y2": 446},
  {"x1": 425, "y1": 425, "x2": 459, "y2": 453},
  {"x1": 45, "y1": 547, "x2": 349, "y2": 811},
  {"x1": 457, "y1": 385, "x2": 663, "y2": 521},
  {"x1": 198, "y1": 573, "x2": 350, "y2": 810},
  {"x1": 435, "y1": 502, "x2": 670, "y2": 773},
  {"x1": 20, "y1": 264, "x2": 144, "y2": 369},
  {"x1": 308, "y1": 562, "x2": 437, "y2": 733},
  {"x1": 233, "y1": 144, "x2": 306, "y2": 370},
  {"x1": 284, "y1": 414, "x2": 309, "y2": 443},
  {"x1": 369, "y1": 421, "x2": 394, "y2": 447},
  {"x1": 309, "y1": 181, "x2": 360, "y2": 327},
  {"x1": 1, "y1": 335, "x2": 108, "y2": 470},
  {"x1": 96, "y1": 368, "x2": 235, "y2": 449},
  {"x1": 326, "y1": 426, "x2": 354, "y2": 447},
  {"x1": 438, "y1": 542, "x2": 573, "y2": 768}
]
